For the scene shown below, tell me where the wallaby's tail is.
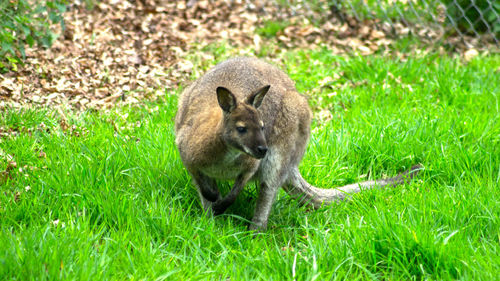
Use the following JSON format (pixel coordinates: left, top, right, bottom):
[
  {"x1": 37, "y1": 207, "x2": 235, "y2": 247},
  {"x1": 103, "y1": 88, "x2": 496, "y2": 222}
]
[{"x1": 283, "y1": 164, "x2": 423, "y2": 209}]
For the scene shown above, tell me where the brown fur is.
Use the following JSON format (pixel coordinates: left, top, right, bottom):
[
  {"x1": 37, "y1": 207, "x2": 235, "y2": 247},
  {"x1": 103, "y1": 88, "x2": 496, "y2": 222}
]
[{"x1": 175, "y1": 57, "x2": 421, "y2": 230}]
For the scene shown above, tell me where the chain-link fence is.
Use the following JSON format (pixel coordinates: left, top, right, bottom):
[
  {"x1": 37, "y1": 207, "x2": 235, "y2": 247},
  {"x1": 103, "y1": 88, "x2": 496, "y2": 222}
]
[{"x1": 277, "y1": 0, "x2": 499, "y2": 47}]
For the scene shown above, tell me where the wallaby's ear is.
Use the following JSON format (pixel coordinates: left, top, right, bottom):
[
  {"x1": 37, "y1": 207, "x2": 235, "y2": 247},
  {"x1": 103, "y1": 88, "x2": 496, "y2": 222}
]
[
  {"x1": 217, "y1": 87, "x2": 237, "y2": 113},
  {"x1": 247, "y1": 85, "x2": 270, "y2": 108}
]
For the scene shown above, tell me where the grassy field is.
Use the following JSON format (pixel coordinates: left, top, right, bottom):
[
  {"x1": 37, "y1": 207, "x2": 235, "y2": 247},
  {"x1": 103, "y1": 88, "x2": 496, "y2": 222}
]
[{"x1": 1, "y1": 48, "x2": 499, "y2": 280}]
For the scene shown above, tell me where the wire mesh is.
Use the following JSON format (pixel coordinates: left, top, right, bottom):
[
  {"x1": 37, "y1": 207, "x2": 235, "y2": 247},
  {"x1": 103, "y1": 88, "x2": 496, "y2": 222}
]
[{"x1": 275, "y1": 0, "x2": 499, "y2": 47}]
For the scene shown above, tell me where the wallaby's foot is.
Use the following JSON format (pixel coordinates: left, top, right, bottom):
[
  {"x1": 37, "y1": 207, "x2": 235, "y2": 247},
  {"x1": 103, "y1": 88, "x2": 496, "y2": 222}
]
[{"x1": 248, "y1": 221, "x2": 266, "y2": 232}]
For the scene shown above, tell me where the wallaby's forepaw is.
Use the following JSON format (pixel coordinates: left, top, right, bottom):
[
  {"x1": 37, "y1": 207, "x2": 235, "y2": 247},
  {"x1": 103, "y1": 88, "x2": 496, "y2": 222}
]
[
  {"x1": 201, "y1": 189, "x2": 220, "y2": 202},
  {"x1": 211, "y1": 200, "x2": 228, "y2": 216}
]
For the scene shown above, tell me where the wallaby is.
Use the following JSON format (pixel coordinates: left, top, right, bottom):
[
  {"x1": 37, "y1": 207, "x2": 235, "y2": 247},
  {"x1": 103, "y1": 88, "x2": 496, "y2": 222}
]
[{"x1": 175, "y1": 57, "x2": 421, "y2": 231}]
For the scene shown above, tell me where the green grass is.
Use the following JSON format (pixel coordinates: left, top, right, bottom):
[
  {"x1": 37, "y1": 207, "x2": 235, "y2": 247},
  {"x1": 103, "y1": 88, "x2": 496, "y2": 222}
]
[
  {"x1": 1, "y1": 48, "x2": 499, "y2": 280},
  {"x1": 256, "y1": 20, "x2": 291, "y2": 38}
]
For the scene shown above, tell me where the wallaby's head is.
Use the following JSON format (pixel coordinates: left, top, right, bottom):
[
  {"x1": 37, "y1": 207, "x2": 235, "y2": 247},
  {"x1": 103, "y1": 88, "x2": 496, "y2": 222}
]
[{"x1": 216, "y1": 85, "x2": 270, "y2": 159}]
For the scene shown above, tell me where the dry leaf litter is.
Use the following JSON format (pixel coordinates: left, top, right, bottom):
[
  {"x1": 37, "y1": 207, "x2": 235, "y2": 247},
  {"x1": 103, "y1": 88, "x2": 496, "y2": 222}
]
[{"x1": 0, "y1": 0, "x2": 490, "y2": 111}]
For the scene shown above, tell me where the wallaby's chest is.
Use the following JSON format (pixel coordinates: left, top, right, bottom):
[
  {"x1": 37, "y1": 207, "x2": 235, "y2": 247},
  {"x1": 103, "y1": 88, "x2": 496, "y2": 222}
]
[{"x1": 199, "y1": 149, "x2": 258, "y2": 180}]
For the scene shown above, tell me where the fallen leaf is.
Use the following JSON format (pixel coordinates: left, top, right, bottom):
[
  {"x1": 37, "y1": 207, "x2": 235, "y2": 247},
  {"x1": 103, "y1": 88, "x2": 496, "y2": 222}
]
[
  {"x1": 38, "y1": 150, "x2": 47, "y2": 158},
  {"x1": 464, "y1": 48, "x2": 479, "y2": 61}
]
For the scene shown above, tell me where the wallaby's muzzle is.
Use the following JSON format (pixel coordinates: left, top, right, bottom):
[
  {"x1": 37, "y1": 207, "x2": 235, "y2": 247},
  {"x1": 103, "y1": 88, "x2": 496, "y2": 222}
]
[
  {"x1": 254, "y1": 145, "x2": 268, "y2": 159},
  {"x1": 247, "y1": 130, "x2": 268, "y2": 159},
  {"x1": 242, "y1": 133, "x2": 268, "y2": 159}
]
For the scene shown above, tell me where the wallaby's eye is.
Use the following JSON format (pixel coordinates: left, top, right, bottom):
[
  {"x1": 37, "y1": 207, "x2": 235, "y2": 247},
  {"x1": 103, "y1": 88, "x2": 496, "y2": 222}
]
[
  {"x1": 261, "y1": 126, "x2": 265, "y2": 131},
  {"x1": 236, "y1": 127, "x2": 247, "y2": 133}
]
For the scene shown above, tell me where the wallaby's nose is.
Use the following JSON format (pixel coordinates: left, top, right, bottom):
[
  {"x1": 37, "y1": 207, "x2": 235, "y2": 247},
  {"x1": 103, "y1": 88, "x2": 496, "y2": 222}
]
[{"x1": 257, "y1": 146, "x2": 268, "y2": 156}]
